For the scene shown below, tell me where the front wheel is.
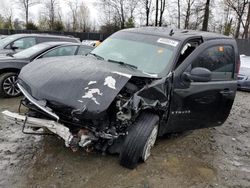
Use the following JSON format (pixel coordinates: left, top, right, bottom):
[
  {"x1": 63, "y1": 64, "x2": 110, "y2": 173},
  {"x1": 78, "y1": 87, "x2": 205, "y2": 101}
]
[
  {"x1": 119, "y1": 112, "x2": 159, "y2": 169},
  {"x1": 0, "y1": 72, "x2": 21, "y2": 98}
]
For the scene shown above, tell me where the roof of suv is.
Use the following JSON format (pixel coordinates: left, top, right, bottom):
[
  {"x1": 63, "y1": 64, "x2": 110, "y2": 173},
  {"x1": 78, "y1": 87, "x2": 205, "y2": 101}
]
[{"x1": 123, "y1": 27, "x2": 232, "y2": 41}]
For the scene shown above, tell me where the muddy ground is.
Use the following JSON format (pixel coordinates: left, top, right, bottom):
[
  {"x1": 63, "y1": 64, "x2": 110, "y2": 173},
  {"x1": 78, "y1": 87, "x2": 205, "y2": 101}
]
[{"x1": 0, "y1": 92, "x2": 249, "y2": 188}]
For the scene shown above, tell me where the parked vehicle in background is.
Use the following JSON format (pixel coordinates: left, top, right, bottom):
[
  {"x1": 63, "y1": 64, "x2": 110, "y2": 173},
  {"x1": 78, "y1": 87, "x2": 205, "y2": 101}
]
[
  {"x1": 238, "y1": 55, "x2": 250, "y2": 91},
  {"x1": 0, "y1": 35, "x2": 7, "y2": 40},
  {"x1": 0, "y1": 34, "x2": 80, "y2": 55},
  {"x1": 2, "y1": 28, "x2": 239, "y2": 169},
  {"x1": 82, "y1": 40, "x2": 101, "y2": 47},
  {"x1": 0, "y1": 42, "x2": 93, "y2": 97}
]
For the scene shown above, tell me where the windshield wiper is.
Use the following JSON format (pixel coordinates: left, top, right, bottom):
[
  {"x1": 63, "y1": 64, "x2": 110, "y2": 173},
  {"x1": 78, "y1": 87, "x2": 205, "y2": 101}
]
[
  {"x1": 107, "y1": 59, "x2": 137, "y2": 69},
  {"x1": 88, "y1": 52, "x2": 104, "y2": 60}
]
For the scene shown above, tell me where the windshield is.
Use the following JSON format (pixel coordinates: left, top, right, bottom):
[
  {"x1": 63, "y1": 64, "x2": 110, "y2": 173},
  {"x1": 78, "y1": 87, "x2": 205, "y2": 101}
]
[
  {"x1": 0, "y1": 35, "x2": 19, "y2": 48},
  {"x1": 13, "y1": 43, "x2": 51, "y2": 59},
  {"x1": 91, "y1": 32, "x2": 178, "y2": 75}
]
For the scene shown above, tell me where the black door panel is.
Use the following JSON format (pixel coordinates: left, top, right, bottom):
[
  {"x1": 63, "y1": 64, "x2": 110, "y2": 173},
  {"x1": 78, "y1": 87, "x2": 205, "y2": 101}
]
[{"x1": 164, "y1": 39, "x2": 238, "y2": 133}]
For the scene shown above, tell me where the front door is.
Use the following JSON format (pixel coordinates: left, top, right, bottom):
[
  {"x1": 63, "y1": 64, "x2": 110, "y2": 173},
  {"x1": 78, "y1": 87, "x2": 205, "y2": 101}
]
[{"x1": 165, "y1": 39, "x2": 238, "y2": 133}]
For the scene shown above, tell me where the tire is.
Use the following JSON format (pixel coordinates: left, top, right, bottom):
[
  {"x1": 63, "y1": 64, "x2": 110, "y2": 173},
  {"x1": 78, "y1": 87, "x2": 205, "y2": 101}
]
[
  {"x1": 119, "y1": 112, "x2": 159, "y2": 169},
  {"x1": 0, "y1": 72, "x2": 21, "y2": 98}
]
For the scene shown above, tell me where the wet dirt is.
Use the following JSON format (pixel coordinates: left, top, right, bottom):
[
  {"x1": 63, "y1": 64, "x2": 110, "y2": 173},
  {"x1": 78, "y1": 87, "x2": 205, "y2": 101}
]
[{"x1": 0, "y1": 92, "x2": 249, "y2": 188}]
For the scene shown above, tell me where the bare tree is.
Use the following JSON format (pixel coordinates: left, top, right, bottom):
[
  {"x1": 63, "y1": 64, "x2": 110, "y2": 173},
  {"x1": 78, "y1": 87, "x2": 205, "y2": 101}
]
[
  {"x1": 177, "y1": 0, "x2": 180, "y2": 28},
  {"x1": 128, "y1": 0, "x2": 138, "y2": 19},
  {"x1": 4, "y1": 7, "x2": 14, "y2": 29},
  {"x1": 202, "y1": 0, "x2": 211, "y2": 31},
  {"x1": 224, "y1": 17, "x2": 233, "y2": 36},
  {"x1": 155, "y1": 0, "x2": 159, "y2": 26},
  {"x1": 159, "y1": 0, "x2": 166, "y2": 26},
  {"x1": 243, "y1": 2, "x2": 250, "y2": 38},
  {"x1": 78, "y1": 2, "x2": 91, "y2": 32},
  {"x1": 184, "y1": 0, "x2": 195, "y2": 29},
  {"x1": 38, "y1": 14, "x2": 48, "y2": 30},
  {"x1": 225, "y1": 0, "x2": 249, "y2": 38},
  {"x1": 142, "y1": 0, "x2": 153, "y2": 26},
  {"x1": 101, "y1": 0, "x2": 138, "y2": 29},
  {"x1": 68, "y1": 0, "x2": 79, "y2": 31},
  {"x1": 189, "y1": 3, "x2": 204, "y2": 30},
  {"x1": 102, "y1": 0, "x2": 125, "y2": 28},
  {"x1": 16, "y1": 0, "x2": 39, "y2": 28},
  {"x1": 44, "y1": 0, "x2": 58, "y2": 30}
]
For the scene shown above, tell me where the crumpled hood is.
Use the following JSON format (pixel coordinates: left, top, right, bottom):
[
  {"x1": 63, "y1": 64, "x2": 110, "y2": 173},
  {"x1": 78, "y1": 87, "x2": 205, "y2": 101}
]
[{"x1": 18, "y1": 56, "x2": 152, "y2": 117}]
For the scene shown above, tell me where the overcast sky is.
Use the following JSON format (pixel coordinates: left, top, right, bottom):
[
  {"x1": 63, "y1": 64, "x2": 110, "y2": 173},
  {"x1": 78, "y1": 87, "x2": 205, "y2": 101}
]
[{"x1": 0, "y1": 0, "x2": 100, "y2": 24}]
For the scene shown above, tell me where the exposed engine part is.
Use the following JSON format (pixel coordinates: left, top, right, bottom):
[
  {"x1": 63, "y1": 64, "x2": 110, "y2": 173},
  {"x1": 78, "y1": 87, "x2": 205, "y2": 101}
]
[
  {"x1": 69, "y1": 128, "x2": 96, "y2": 151},
  {"x1": 116, "y1": 110, "x2": 131, "y2": 121}
]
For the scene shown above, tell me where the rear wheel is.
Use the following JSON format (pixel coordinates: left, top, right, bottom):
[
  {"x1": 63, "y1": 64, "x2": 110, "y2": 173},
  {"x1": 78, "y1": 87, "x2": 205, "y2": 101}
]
[
  {"x1": 119, "y1": 112, "x2": 159, "y2": 169},
  {"x1": 0, "y1": 72, "x2": 21, "y2": 98}
]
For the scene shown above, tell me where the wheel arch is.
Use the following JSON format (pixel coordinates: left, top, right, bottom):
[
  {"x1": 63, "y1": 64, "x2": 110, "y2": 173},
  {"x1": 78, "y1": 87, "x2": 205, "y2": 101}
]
[
  {"x1": 138, "y1": 108, "x2": 165, "y2": 134},
  {"x1": 0, "y1": 68, "x2": 21, "y2": 75}
]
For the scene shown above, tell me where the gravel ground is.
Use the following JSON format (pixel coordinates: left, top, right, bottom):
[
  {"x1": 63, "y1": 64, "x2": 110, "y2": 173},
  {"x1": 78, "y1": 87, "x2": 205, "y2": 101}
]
[{"x1": 0, "y1": 92, "x2": 249, "y2": 188}]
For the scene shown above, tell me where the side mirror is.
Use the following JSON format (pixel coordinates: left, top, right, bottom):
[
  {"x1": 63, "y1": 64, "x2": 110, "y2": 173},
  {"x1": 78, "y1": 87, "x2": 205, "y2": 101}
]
[
  {"x1": 183, "y1": 67, "x2": 212, "y2": 82},
  {"x1": 10, "y1": 43, "x2": 18, "y2": 51}
]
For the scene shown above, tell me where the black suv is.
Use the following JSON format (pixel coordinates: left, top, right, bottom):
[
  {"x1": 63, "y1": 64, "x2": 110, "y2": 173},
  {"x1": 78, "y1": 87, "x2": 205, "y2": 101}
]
[
  {"x1": 3, "y1": 27, "x2": 239, "y2": 169},
  {"x1": 0, "y1": 34, "x2": 80, "y2": 55}
]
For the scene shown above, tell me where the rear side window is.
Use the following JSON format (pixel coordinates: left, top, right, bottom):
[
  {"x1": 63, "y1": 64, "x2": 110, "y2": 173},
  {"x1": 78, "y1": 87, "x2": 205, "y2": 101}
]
[
  {"x1": 192, "y1": 45, "x2": 235, "y2": 80},
  {"x1": 42, "y1": 45, "x2": 78, "y2": 58},
  {"x1": 77, "y1": 46, "x2": 93, "y2": 55}
]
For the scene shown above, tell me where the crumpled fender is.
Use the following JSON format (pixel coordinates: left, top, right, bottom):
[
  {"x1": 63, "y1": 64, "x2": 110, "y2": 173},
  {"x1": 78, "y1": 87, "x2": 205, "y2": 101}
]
[{"x1": 126, "y1": 75, "x2": 172, "y2": 114}]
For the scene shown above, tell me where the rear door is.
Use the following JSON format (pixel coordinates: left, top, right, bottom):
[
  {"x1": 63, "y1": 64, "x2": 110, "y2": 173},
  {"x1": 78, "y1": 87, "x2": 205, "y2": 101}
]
[{"x1": 165, "y1": 39, "x2": 238, "y2": 133}]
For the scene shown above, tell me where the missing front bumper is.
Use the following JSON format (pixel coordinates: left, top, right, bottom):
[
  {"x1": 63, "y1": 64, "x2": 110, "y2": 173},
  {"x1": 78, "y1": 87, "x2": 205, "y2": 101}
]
[{"x1": 2, "y1": 110, "x2": 93, "y2": 149}]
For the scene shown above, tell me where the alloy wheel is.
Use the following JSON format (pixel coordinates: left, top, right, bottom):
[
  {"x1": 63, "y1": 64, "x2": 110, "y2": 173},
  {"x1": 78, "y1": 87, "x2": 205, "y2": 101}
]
[
  {"x1": 3, "y1": 75, "x2": 20, "y2": 96},
  {"x1": 142, "y1": 124, "x2": 158, "y2": 161}
]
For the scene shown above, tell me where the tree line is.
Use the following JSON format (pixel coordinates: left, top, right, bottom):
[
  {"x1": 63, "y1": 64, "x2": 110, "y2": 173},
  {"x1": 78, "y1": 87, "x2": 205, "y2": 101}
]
[
  {"x1": 0, "y1": 0, "x2": 94, "y2": 32},
  {"x1": 0, "y1": 0, "x2": 250, "y2": 39},
  {"x1": 100, "y1": 0, "x2": 250, "y2": 39}
]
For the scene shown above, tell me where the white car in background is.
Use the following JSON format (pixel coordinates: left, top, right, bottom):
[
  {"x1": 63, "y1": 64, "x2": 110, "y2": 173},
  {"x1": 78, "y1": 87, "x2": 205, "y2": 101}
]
[
  {"x1": 0, "y1": 35, "x2": 7, "y2": 39},
  {"x1": 81, "y1": 40, "x2": 101, "y2": 47},
  {"x1": 238, "y1": 55, "x2": 250, "y2": 91}
]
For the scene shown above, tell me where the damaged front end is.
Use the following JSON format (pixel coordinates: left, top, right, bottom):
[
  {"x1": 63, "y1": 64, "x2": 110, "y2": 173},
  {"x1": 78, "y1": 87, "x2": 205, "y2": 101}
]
[{"x1": 2, "y1": 57, "x2": 171, "y2": 154}]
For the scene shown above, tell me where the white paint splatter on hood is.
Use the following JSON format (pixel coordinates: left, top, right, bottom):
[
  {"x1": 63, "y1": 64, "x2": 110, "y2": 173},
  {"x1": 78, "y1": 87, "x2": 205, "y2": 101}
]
[
  {"x1": 82, "y1": 88, "x2": 103, "y2": 105},
  {"x1": 104, "y1": 76, "x2": 116, "y2": 90}
]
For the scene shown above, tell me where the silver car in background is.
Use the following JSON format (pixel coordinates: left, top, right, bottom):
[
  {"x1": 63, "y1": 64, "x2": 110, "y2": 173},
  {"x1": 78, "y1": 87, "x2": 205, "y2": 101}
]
[{"x1": 238, "y1": 55, "x2": 250, "y2": 91}]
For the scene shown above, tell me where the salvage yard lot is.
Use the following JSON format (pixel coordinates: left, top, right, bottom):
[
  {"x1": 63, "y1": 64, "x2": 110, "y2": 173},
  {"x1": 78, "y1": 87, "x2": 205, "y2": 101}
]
[{"x1": 0, "y1": 92, "x2": 249, "y2": 188}]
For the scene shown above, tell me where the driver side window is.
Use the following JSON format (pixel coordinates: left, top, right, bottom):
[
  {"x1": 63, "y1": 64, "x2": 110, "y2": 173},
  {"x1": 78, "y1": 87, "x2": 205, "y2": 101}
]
[
  {"x1": 192, "y1": 45, "x2": 234, "y2": 81},
  {"x1": 10, "y1": 37, "x2": 36, "y2": 50}
]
